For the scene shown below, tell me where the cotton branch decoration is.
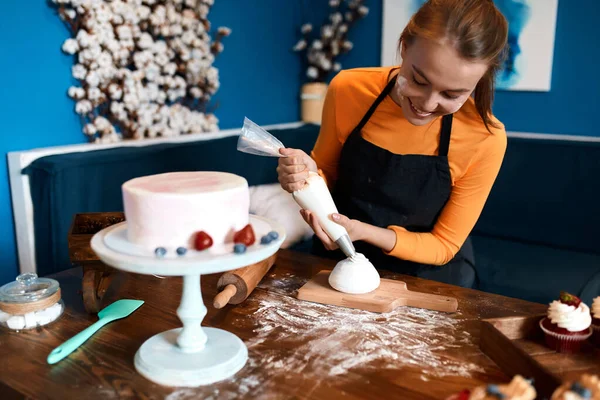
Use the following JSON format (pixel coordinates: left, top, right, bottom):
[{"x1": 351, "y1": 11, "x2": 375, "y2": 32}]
[
  {"x1": 52, "y1": 0, "x2": 230, "y2": 143},
  {"x1": 293, "y1": 0, "x2": 368, "y2": 83}
]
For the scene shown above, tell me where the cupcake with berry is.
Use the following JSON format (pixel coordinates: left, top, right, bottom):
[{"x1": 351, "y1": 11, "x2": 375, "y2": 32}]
[
  {"x1": 539, "y1": 291, "x2": 592, "y2": 353},
  {"x1": 551, "y1": 374, "x2": 600, "y2": 400},
  {"x1": 591, "y1": 296, "x2": 600, "y2": 347},
  {"x1": 446, "y1": 375, "x2": 536, "y2": 400}
]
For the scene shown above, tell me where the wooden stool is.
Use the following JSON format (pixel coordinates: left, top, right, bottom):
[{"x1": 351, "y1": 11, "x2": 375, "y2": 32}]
[{"x1": 67, "y1": 212, "x2": 125, "y2": 313}]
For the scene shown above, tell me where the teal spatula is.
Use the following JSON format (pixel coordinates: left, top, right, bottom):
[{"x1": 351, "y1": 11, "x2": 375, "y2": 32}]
[{"x1": 47, "y1": 299, "x2": 144, "y2": 364}]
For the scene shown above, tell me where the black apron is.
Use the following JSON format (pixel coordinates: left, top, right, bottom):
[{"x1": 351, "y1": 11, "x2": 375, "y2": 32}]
[{"x1": 312, "y1": 74, "x2": 476, "y2": 288}]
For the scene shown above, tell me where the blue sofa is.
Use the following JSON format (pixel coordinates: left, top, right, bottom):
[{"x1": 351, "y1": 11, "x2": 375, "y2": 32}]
[
  {"x1": 21, "y1": 124, "x2": 600, "y2": 305},
  {"x1": 470, "y1": 136, "x2": 600, "y2": 305}
]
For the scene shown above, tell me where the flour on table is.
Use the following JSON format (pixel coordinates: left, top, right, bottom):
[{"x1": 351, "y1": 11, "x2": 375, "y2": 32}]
[{"x1": 165, "y1": 271, "x2": 484, "y2": 400}]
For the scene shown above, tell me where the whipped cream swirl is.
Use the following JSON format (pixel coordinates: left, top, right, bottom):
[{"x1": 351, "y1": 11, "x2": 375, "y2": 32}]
[
  {"x1": 547, "y1": 300, "x2": 592, "y2": 332},
  {"x1": 328, "y1": 252, "x2": 380, "y2": 294}
]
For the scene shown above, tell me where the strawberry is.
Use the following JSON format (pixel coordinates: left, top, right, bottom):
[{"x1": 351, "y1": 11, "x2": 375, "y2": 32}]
[
  {"x1": 457, "y1": 390, "x2": 471, "y2": 400},
  {"x1": 233, "y1": 224, "x2": 255, "y2": 246},
  {"x1": 194, "y1": 231, "x2": 213, "y2": 251},
  {"x1": 559, "y1": 291, "x2": 582, "y2": 308}
]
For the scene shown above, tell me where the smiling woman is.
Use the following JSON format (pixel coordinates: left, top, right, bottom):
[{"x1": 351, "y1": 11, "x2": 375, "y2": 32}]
[
  {"x1": 276, "y1": 0, "x2": 509, "y2": 289},
  {"x1": 397, "y1": 0, "x2": 508, "y2": 131}
]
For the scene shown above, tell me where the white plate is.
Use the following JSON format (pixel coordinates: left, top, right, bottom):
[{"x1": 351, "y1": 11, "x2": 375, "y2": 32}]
[{"x1": 90, "y1": 215, "x2": 286, "y2": 276}]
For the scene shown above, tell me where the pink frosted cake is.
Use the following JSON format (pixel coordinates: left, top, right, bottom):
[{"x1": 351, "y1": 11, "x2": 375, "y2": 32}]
[{"x1": 122, "y1": 171, "x2": 250, "y2": 254}]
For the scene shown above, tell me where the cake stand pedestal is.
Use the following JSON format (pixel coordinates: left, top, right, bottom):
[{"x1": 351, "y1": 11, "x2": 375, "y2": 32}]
[{"x1": 90, "y1": 215, "x2": 285, "y2": 387}]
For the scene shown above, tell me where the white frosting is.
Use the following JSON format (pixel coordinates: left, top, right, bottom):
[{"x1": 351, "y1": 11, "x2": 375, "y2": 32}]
[
  {"x1": 562, "y1": 393, "x2": 584, "y2": 400},
  {"x1": 328, "y1": 253, "x2": 380, "y2": 294},
  {"x1": 122, "y1": 172, "x2": 249, "y2": 250},
  {"x1": 592, "y1": 296, "x2": 600, "y2": 319},
  {"x1": 547, "y1": 300, "x2": 592, "y2": 332},
  {"x1": 551, "y1": 374, "x2": 600, "y2": 400}
]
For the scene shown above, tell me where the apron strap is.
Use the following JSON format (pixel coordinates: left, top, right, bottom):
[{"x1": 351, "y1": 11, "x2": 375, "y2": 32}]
[
  {"x1": 352, "y1": 75, "x2": 398, "y2": 134},
  {"x1": 438, "y1": 113, "x2": 453, "y2": 157}
]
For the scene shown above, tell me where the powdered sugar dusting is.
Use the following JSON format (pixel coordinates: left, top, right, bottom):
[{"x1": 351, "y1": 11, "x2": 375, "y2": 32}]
[
  {"x1": 177, "y1": 271, "x2": 486, "y2": 399},
  {"x1": 248, "y1": 272, "x2": 481, "y2": 378}
]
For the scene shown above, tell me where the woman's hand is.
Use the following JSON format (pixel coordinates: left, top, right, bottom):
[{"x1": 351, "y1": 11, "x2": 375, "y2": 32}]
[
  {"x1": 277, "y1": 148, "x2": 318, "y2": 193},
  {"x1": 300, "y1": 210, "x2": 364, "y2": 250},
  {"x1": 301, "y1": 210, "x2": 398, "y2": 253}
]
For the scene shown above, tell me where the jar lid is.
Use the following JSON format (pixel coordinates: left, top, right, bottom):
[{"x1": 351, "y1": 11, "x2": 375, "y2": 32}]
[{"x1": 0, "y1": 273, "x2": 60, "y2": 304}]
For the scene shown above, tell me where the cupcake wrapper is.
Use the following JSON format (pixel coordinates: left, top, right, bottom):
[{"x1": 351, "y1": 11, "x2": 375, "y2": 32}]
[
  {"x1": 539, "y1": 318, "x2": 592, "y2": 353},
  {"x1": 591, "y1": 324, "x2": 600, "y2": 347}
]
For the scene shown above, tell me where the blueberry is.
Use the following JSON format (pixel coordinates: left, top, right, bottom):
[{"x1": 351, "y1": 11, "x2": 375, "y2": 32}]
[
  {"x1": 570, "y1": 382, "x2": 592, "y2": 399},
  {"x1": 260, "y1": 235, "x2": 272, "y2": 245},
  {"x1": 234, "y1": 243, "x2": 247, "y2": 254},
  {"x1": 485, "y1": 385, "x2": 505, "y2": 399},
  {"x1": 268, "y1": 231, "x2": 279, "y2": 241},
  {"x1": 155, "y1": 247, "x2": 167, "y2": 257},
  {"x1": 176, "y1": 247, "x2": 187, "y2": 256}
]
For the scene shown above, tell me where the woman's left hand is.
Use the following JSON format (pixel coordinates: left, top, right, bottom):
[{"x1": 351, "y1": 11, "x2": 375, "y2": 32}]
[{"x1": 300, "y1": 210, "x2": 364, "y2": 250}]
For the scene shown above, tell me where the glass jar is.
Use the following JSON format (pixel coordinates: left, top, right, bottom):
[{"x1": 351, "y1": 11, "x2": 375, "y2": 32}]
[{"x1": 0, "y1": 273, "x2": 64, "y2": 331}]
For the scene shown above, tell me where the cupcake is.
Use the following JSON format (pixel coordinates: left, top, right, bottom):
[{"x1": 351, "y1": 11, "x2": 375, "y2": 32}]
[
  {"x1": 539, "y1": 291, "x2": 592, "y2": 353},
  {"x1": 591, "y1": 296, "x2": 600, "y2": 347},
  {"x1": 446, "y1": 375, "x2": 536, "y2": 400},
  {"x1": 551, "y1": 374, "x2": 600, "y2": 400}
]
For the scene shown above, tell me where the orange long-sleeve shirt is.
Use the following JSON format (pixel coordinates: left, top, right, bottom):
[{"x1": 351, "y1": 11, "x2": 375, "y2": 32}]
[{"x1": 311, "y1": 67, "x2": 507, "y2": 265}]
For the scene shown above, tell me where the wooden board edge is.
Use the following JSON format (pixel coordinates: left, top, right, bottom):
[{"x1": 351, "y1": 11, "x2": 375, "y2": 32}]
[
  {"x1": 481, "y1": 313, "x2": 546, "y2": 325},
  {"x1": 0, "y1": 380, "x2": 26, "y2": 400},
  {"x1": 295, "y1": 289, "x2": 387, "y2": 314},
  {"x1": 482, "y1": 314, "x2": 546, "y2": 340},
  {"x1": 479, "y1": 319, "x2": 561, "y2": 399}
]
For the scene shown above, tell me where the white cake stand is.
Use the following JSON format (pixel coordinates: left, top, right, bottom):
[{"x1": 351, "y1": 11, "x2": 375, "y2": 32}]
[{"x1": 90, "y1": 215, "x2": 285, "y2": 387}]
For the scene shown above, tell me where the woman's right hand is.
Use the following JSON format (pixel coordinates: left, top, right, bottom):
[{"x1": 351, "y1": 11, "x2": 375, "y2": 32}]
[{"x1": 277, "y1": 148, "x2": 318, "y2": 193}]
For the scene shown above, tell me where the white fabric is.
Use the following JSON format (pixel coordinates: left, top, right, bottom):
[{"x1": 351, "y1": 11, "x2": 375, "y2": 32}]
[{"x1": 249, "y1": 183, "x2": 314, "y2": 249}]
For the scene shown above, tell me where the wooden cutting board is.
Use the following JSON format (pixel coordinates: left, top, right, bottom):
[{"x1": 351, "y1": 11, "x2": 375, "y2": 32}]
[{"x1": 296, "y1": 270, "x2": 458, "y2": 313}]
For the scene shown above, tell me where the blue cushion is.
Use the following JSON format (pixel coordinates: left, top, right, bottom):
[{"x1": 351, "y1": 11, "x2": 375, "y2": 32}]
[
  {"x1": 471, "y1": 235, "x2": 600, "y2": 305},
  {"x1": 580, "y1": 270, "x2": 600, "y2": 306},
  {"x1": 289, "y1": 237, "x2": 314, "y2": 254},
  {"x1": 474, "y1": 137, "x2": 600, "y2": 255}
]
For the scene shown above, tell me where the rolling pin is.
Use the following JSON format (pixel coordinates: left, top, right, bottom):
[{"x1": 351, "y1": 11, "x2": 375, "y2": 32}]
[{"x1": 213, "y1": 253, "x2": 278, "y2": 308}]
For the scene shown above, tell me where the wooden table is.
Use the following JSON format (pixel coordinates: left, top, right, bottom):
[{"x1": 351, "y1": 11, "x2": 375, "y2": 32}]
[{"x1": 0, "y1": 250, "x2": 546, "y2": 400}]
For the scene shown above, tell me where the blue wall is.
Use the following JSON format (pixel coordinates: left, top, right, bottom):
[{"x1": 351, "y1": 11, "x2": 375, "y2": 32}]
[
  {"x1": 211, "y1": 0, "x2": 382, "y2": 127},
  {"x1": 493, "y1": 0, "x2": 600, "y2": 136},
  {"x1": 1, "y1": 1, "x2": 85, "y2": 285},
  {"x1": 0, "y1": 0, "x2": 381, "y2": 284},
  {"x1": 0, "y1": 0, "x2": 597, "y2": 284}
]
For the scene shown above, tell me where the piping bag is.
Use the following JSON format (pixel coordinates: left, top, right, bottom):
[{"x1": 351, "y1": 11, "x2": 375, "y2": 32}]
[{"x1": 237, "y1": 118, "x2": 356, "y2": 258}]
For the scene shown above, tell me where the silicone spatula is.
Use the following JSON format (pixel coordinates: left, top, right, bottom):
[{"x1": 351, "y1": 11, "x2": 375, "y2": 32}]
[{"x1": 47, "y1": 299, "x2": 144, "y2": 364}]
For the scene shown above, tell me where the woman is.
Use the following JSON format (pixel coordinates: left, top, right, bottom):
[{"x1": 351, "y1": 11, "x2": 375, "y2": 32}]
[{"x1": 277, "y1": 0, "x2": 509, "y2": 288}]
